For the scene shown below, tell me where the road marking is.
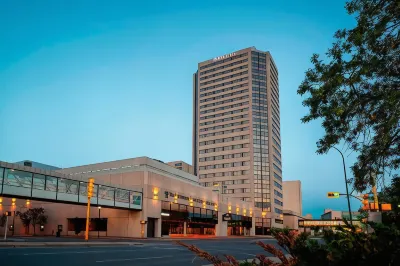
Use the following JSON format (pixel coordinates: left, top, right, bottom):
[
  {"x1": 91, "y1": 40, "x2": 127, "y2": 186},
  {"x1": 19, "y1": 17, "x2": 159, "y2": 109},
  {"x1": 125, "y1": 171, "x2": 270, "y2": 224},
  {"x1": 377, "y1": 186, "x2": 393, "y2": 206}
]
[
  {"x1": 152, "y1": 247, "x2": 185, "y2": 250},
  {"x1": 96, "y1": 255, "x2": 173, "y2": 263},
  {"x1": 16, "y1": 248, "x2": 143, "y2": 256}
]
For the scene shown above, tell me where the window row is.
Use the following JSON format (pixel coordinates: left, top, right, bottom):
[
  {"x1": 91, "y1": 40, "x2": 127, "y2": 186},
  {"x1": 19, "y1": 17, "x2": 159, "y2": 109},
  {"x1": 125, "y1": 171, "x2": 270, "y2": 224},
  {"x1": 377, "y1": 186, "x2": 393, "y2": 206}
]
[
  {"x1": 199, "y1": 170, "x2": 250, "y2": 178},
  {"x1": 253, "y1": 157, "x2": 269, "y2": 163},
  {"x1": 252, "y1": 99, "x2": 267, "y2": 105},
  {"x1": 253, "y1": 165, "x2": 269, "y2": 171},
  {"x1": 200, "y1": 107, "x2": 248, "y2": 120},
  {"x1": 200, "y1": 58, "x2": 249, "y2": 75},
  {"x1": 274, "y1": 172, "x2": 282, "y2": 181},
  {"x1": 272, "y1": 137, "x2": 281, "y2": 150},
  {"x1": 274, "y1": 199, "x2": 283, "y2": 206},
  {"x1": 199, "y1": 114, "x2": 248, "y2": 126},
  {"x1": 273, "y1": 147, "x2": 281, "y2": 158},
  {"x1": 253, "y1": 111, "x2": 268, "y2": 118},
  {"x1": 199, "y1": 135, "x2": 249, "y2": 146},
  {"x1": 223, "y1": 188, "x2": 251, "y2": 194},
  {"x1": 253, "y1": 124, "x2": 268, "y2": 130},
  {"x1": 251, "y1": 63, "x2": 266, "y2": 69},
  {"x1": 199, "y1": 126, "x2": 249, "y2": 138},
  {"x1": 275, "y1": 208, "x2": 283, "y2": 214},
  {"x1": 200, "y1": 70, "x2": 249, "y2": 86},
  {"x1": 273, "y1": 155, "x2": 282, "y2": 166},
  {"x1": 253, "y1": 117, "x2": 268, "y2": 124},
  {"x1": 200, "y1": 101, "x2": 248, "y2": 115},
  {"x1": 272, "y1": 118, "x2": 280, "y2": 131},
  {"x1": 252, "y1": 86, "x2": 267, "y2": 92},
  {"x1": 200, "y1": 53, "x2": 248, "y2": 70},
  {"x1": 200, "y1": 64, "x2": 248, "y2": 81},
  {"x1": 252, "y1": 92, "x2": 267, "y2": 99},
  {"x1": 199, "y1": 120, "x2": 249, "y2": 132},
  {"x1": 200, "y1": 76, "x2": 248, "y2": 92},
  {"x1": 274, "y1": 181, "x2": 282, "y2": 190},
  {"x1": 253, "y1": 80, "x2": 267, "y2": 87},
  {"x1": 200, "y1": 89, "x2": 249, "y2": 103},
  {"x1": 200, "y1": 95, "x2": 249, "y2": 109},
  {"x1": 273, "y1": 163, "x2": 282, "y2": 174},
  {"x1": 222, "y1": 179, "x2": 250, "y2": 185},
  {"x1": 253, "y1": 139, "x2": 268, "y2": 145},
  {"x1": 199, "y1": 152, "x2": 250, "y2": 162},
  {"x1": 253, "y1": 69, "x2": 266, "y2": 75},
  {"x1": 200, "y1": 83, "x2": 247, "y2": 98},
  {"x1": 199, "y1": 161, "x2": 250, "y2": 170},
  {"x1": 272, "y1": 130, "x2": 280, "y2": 141},
  {"x1": 199, "y1": 143, "x2": 250, "y2": 154},
  {"x1": 274, "y1": 190, "x2": 283, "y2": 198},
  {"x1": 251, "y1": 51, "x2": 267, "y2": 57},
  {"x1": 252, "y1": 74, "x2": 266, "y2": 80},
  {"x1": 251, "y1": 57, "x2": 267, "y2": 63},
  {"x1": 253, "y1": 104, "x2": 268, "y2": 111}
]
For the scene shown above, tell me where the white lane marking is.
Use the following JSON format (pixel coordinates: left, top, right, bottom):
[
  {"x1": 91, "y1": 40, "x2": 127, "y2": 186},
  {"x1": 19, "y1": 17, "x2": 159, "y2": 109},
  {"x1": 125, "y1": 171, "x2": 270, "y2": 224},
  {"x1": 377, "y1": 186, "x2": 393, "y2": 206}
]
[
  {"x1": 96, "y1": 255, "x2": 173, "y2": 263},
  {"x1": 152, "y1": 247, "x2": 185, "y2": 250},
  {"x1": 16, "y1": 248, "x2": 143, "y2": 256}
]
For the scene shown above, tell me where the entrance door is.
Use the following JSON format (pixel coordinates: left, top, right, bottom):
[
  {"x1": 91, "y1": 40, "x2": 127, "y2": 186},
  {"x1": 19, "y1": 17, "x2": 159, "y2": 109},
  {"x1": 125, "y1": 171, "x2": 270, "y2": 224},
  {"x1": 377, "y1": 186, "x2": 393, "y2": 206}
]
[{"x1": 147, "y1": 218, "x2": 156, "y2": 238}]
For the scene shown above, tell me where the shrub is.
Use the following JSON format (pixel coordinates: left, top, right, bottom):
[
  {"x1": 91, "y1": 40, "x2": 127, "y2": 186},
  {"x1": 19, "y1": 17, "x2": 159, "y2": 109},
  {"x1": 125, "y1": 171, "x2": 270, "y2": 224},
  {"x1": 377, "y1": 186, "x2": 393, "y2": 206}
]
[{"x1": 177, "y1": 222, "x2": 400, "y2": 265}]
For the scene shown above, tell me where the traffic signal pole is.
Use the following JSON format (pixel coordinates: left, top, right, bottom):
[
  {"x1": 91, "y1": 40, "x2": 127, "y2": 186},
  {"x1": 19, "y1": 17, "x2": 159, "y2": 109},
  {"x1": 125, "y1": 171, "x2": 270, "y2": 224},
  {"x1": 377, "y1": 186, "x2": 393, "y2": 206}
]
[
  {"x1": 85, "y1": 178, "x2": 95, "y2": 241},
  {"x1": 332, "y1": 147, "x2": 353, "y2": 225}
]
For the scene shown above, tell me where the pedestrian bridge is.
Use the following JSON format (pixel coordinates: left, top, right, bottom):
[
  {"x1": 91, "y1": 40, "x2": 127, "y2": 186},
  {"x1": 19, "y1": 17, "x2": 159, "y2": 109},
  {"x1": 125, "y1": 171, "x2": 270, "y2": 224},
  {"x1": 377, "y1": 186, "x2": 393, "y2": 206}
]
[{"x1": 0, "y1": 161, "x2": 142, "y2": 210}]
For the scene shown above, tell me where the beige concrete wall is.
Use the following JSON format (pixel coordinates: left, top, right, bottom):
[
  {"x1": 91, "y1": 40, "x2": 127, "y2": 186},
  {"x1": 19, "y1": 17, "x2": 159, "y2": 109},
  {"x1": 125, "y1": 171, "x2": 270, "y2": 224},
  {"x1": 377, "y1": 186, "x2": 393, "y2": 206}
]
[
  {"x1": 0, "y1": 197, "x2": 142, "y2": 237},
  {"x1": 283, "y1": 181, "x2": 302, "y2": 215}
]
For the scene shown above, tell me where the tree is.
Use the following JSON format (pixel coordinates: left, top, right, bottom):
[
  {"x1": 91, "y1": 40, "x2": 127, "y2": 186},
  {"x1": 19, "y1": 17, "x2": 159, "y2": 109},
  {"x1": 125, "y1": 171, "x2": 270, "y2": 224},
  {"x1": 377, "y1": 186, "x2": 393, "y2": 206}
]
[
  {"x1": 17, "y1": 211, "x2": 31, "y2": 234},
  {"x1": 297, "y1": 0, "x2": 400, "y2": 192},
  {"x1": 379, "y1": 176, "x2": 400, "y2": 226},
  {"x1": 17, "y1": 208, "x2": 48, "y2": 235},
  {"x1": 0, "y1": 214, "x2": 6, "y2": 228}
]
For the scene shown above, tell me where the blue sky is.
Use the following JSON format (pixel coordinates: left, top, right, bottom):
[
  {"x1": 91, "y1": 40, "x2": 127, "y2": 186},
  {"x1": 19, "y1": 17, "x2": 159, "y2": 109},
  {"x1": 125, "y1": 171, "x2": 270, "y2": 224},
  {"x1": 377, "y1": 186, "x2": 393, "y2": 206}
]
[{"x1": 0, "y1": 0, "x2": 361, "y2": 217}]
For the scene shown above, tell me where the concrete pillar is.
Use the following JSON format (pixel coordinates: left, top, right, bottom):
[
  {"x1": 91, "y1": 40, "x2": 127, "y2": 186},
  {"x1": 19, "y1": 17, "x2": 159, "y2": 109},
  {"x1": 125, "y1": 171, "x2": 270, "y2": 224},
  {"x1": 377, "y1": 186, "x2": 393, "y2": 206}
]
[
  {"x1": 250, "y1": 217, "x2": 256, "y2": 236},
  {"x1": 183, "y1": 221, "x2": 187, "y2": 236},
  {"x1": 156, "y1": 218, "x2": 162, "y2": 237},
  {"x1": 215, "y1": 211, "x2": 228, "y2": 236}
]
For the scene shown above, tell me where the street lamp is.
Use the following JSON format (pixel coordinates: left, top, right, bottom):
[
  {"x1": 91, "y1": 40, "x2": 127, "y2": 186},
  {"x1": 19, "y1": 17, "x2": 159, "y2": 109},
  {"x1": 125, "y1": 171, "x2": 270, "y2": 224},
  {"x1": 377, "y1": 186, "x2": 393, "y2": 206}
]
[
  {"x1": 98, "y1": 206, "x2": 101, "y2": 238},
  {"x1": 332, "y1": 146, "x2": 353, "y2": 225}
]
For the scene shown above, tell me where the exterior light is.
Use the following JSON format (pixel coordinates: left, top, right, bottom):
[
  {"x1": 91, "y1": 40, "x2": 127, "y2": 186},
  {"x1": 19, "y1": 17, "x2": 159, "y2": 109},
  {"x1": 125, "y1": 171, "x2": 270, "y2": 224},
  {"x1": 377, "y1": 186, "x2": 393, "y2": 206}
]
[
  {"x1": 0, "y1": 197, "x2": 2, "y2": 204},
  {"x1": 98, "y1": 206, "x2": 101, "y2": 209},
  {"x1": 236, "y1": 207, "x2": 239, "y2": 214},
  {"x1": 26, "y1": 200, "x2": 31, "y2": 206},
  {"x1": 262, "y1": 211, "x2": 266, "y2": 217},
  {"x1": 214, "y1": 204, "x2": 218, "y2": 211},
  {"x1": 174, "y1": 194, "x2": 178, "y2": 204},
  {"x1": 202, "y1": 201, "x2": 206, "y2": 208},
  {"x1": 161, "y1": 212, "x2": 170, "y2": 217},
  {"x1": 250, "y1": 210, "x2": 253, "y2": 217},
  {"x1": 228, "y1": 206, "x2": 232, "y2": 214},
  {"x1": 153, "y1": 188, "x2": 159, "y2": 200},
  {"x1": 189, "y1": 197, "x2": 194, "y2": 207}
]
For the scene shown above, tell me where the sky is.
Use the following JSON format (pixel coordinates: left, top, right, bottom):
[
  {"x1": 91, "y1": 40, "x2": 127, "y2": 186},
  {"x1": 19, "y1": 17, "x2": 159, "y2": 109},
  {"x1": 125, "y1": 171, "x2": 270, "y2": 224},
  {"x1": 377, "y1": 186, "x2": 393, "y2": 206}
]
[{"x1": 0, "y1": 0, "x2": 361, "y2": 217}]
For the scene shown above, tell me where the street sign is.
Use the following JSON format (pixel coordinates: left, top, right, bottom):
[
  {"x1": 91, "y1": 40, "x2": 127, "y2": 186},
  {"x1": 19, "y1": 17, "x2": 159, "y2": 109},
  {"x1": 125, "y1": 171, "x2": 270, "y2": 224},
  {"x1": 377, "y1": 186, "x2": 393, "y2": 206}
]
[{"x1": 327, "y1": 192, "x2": 340, "y2": 198}]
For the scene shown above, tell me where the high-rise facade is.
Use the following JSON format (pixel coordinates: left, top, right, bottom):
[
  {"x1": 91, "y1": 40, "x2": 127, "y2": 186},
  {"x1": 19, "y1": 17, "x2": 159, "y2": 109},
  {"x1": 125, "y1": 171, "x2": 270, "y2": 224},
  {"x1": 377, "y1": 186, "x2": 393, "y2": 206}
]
[{"x1": 193, "y1": 47, "x2": 283, "y2": 225}]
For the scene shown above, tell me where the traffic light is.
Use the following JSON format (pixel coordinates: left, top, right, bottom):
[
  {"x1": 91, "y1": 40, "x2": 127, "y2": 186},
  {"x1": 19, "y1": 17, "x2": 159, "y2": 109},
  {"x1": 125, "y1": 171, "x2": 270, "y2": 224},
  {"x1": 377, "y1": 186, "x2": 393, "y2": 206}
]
[
  {"x1": 87, "y1": 178, "x2": 95, "y2": 198},
  {"x1": 327, "y1": 192, "x2": 340, "y2": 198},
  {"x1": 362, "y1": 194, "x2": 369, "y2": 210}
]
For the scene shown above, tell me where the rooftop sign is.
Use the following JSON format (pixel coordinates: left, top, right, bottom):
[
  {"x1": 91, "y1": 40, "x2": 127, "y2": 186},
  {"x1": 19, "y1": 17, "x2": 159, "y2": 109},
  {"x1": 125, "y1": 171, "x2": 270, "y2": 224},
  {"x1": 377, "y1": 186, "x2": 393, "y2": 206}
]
[{"x1": 213, "y1": 53, "x2": 236, "y2": 61}]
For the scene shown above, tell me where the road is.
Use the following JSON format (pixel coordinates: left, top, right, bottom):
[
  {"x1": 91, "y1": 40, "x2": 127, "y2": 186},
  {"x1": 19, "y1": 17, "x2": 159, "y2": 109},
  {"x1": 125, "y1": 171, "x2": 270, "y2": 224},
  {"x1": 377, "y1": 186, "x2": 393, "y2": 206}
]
[{"x1": 1, "y1": 238, "x2": 280, "y2": 266}]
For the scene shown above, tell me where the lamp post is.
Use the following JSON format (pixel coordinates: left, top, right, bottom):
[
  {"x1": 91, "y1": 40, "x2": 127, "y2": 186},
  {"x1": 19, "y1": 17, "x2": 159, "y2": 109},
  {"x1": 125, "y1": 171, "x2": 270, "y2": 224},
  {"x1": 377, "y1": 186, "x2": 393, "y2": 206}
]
[
  {"x1": 98, "y1": 206, "x2": 101, "y2": 238},
  {"x1": 332, "y1": 147, "x2": 353, "y2": 225}
]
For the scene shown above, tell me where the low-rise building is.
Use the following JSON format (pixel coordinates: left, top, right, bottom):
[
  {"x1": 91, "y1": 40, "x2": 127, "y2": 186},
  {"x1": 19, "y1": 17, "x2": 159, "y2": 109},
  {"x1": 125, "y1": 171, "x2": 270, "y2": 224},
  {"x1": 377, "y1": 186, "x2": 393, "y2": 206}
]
[
  {"x1": 0, "y1": 157, "x2": 277, "y2": 238},
  {"x1": 167, "y1": 160, "x2": 194, "y2": 175}
]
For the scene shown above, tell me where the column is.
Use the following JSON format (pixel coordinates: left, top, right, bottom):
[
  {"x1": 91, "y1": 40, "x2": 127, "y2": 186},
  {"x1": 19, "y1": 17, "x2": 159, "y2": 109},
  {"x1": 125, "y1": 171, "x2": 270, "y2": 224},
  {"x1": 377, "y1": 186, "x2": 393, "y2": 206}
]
[
  {"x1": 215, "y1": 211, "x2": 228, "y2": 236},
  {"x1": 183, "y1": 221, "x2": 187, "y2": 236}
]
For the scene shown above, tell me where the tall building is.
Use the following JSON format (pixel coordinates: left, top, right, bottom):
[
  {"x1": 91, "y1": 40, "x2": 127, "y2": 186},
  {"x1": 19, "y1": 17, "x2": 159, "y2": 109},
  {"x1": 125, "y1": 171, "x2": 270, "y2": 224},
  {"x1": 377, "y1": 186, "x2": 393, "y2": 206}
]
[
  {"x1": 193, "y1": 47, "x2": 283, "y2": 225},
  {"x1": 167, "y1": 160, "x2": 194, "y2": 174},
  {"x1": 283, "y1": 180, "x2": 302, "y2": 215}
]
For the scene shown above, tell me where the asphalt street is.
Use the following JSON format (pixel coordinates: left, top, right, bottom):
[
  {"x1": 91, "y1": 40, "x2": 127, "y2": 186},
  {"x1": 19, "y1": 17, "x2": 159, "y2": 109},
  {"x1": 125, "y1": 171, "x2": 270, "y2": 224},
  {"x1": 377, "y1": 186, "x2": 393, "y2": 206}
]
[{"x1": 1, "y1": 238, "x2": 280, "y2": 266}]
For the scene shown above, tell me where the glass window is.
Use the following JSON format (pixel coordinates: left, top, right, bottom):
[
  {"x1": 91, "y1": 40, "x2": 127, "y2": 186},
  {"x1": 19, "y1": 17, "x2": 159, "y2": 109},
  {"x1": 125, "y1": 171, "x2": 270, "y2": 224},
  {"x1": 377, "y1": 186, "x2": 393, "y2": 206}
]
[
  {"x1": 46, "y1": 176, "x2": 57, "y2": 192},
  {"x1": 58, "y1": 179, "x2": 79, "y2": 194},
  {"x1": 4, "y1": 169, "x2": 32, "y2": 188},
  {"x1": 33, "y1": 174, "x2": 46, "y2": 190},
  {"x1": 0, "y1": 167, "x2": 3, "y2": 187}
]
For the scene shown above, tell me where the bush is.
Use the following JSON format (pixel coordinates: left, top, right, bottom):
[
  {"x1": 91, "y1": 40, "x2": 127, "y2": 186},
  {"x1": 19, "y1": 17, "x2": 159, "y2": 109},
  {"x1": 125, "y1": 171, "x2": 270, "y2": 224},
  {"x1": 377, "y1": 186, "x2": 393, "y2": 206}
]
[{"x1": 177, "y1": 222, "x2": 400, "y2": 265}]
